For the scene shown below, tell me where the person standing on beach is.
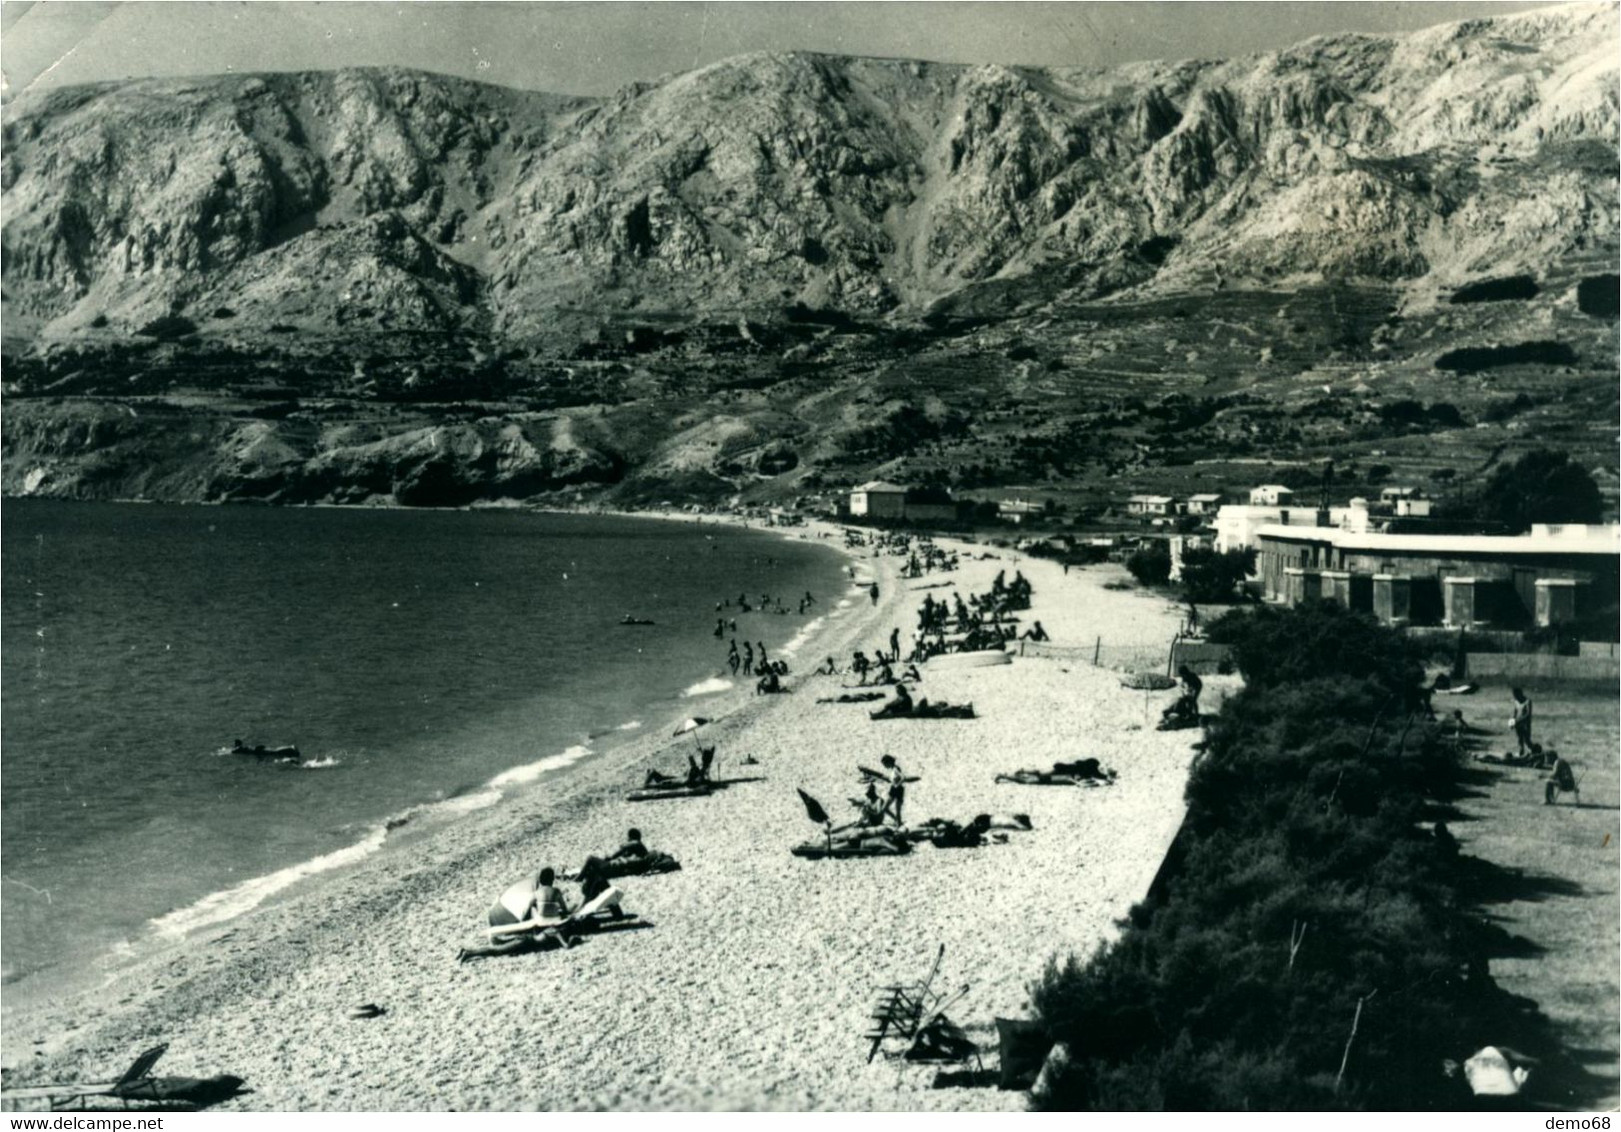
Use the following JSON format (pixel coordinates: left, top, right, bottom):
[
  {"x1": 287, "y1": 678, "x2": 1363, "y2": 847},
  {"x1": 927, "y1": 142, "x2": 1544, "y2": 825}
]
[
  {"x1": 714, "y1": 619, "x2": 725, "y2": 638},
  {"x1": 880, "y1": 754, "x2": 906, "y2": 826},
  {"x1": 728, "y1": 639, "x2": 740, "y2": 675},
  {"x1": 1510, "y1": 687, "x2": 1534, "y2": 756},
  {"x1": 757, "y1": 641, "x2": 768, "y2": 669},
  {"x1": 743, "y1": 641, "x2": 755, "y2": 676},
  {"x1": 869, "y1": 582, "x2": 880, "y2": 605},
  {"x1": 889, "y1": 626, "x2": 900, "y2": 659}
]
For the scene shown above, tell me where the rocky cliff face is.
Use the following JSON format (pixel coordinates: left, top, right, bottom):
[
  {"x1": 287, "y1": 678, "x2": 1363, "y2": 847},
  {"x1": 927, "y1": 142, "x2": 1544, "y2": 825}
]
[{"x1": 2, "y1": 3, "x2": 1616, "y2": 507}]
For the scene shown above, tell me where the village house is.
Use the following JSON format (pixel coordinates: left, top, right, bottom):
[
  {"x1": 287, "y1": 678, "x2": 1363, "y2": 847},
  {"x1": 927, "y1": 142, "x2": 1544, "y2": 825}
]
[
  {"x1": 1185, "y1": 492, "x2": 1225, "y2": 516},
  {"x1": 846, "y1": 482, "x2": 959, "y2": 523},
  {"x1": 998, "y1": 498, "x2": 1050, "y2": 525},
  {"x1": 1249, "y1": 484, "x2": 1295, "y2": 506},
  {"x1": 1127, "y1": 494, "x2": 1178, "y2": 517},
  {"x1": 847, "y1": 481, "x2": 908, "y2": 519}
]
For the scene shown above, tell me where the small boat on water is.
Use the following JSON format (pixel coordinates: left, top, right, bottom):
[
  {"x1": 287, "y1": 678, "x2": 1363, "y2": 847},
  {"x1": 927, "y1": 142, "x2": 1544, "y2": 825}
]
[{"x1": 618, "y1": 615, "x2": 656, "y2": 626}]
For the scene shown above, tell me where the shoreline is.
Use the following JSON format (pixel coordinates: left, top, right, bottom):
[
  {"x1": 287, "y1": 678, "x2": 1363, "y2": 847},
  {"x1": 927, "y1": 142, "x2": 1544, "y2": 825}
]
[
  {"x1": 2, "y1": 525, "x2": 1205, "y2": 1110},
  {"x1": 0, "y1": 505, "x2": 852, "y2": 1005}
]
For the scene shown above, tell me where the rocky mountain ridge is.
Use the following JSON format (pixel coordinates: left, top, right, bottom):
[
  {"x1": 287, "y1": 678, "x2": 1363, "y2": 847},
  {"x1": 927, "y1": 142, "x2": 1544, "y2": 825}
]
[{"x1": 2, "y1": 3, "x2": 1616, "y2": 509}]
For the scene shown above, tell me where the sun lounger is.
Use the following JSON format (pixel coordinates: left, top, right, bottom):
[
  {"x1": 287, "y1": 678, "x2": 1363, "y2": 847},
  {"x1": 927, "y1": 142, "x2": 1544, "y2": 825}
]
[{"x1": 484, "y1": 886, "x2": 627, "y2": 939}]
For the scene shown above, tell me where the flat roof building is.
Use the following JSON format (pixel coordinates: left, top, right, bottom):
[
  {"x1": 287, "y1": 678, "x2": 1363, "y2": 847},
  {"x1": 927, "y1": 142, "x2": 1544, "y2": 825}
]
[{"x1": 1254, "y1": 523, "x2": 1620, "y2": 630}]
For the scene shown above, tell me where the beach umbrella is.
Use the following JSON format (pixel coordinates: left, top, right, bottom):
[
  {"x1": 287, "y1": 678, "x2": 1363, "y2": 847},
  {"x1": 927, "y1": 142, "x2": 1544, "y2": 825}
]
[
  {"x1": 796, "y1": 788, "x2": 830, "y2": 826},
  {"x1": 672, "y1": 717, "x2": 710, "y2": 737},
  {"x1": 797, "y1": 788, "x2": 833, "y2": 856}
]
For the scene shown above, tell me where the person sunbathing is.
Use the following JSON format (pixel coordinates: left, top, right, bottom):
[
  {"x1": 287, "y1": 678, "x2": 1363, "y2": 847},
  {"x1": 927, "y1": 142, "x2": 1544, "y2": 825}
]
[
  {"x1": 996, "y1": 759, "x2": 1115, "y2": 786},
  {"x1": 457, "y1": 867, "x2": 573, "y2": 962},
  {"x1": 641, "y1": 753, "x2": 710, "y2": 790},
  {"x1": 832, "y1": 784, "x2": 886, "y2": 833},
  {"x1": 609, "y1": 828, "x2": 649, "y2": 862},
  {"x1": 870, "y1": 683, "x2": 915, "y2": 719}
]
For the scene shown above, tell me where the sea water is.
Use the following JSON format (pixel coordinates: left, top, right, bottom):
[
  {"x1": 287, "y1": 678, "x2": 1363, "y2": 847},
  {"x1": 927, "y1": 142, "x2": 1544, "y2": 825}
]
[{"x1": 1, "y1": 501, "x2": 848, "y2": 987}]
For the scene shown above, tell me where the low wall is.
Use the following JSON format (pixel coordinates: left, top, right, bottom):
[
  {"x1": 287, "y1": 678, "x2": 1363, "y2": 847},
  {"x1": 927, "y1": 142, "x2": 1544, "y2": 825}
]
[{"x1": 1463, "y1": 652, "x2": 1621, "y2": 684}]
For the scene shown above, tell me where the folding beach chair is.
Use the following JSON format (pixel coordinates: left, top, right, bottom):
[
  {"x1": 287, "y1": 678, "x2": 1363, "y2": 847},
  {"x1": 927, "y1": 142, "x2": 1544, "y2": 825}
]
[
  {"x1": 904, "y1": 986, "x2": 984, "y2": 1073},
  {"x1": 866, "y1": 945, "x2": 946, "y2": 1062}
]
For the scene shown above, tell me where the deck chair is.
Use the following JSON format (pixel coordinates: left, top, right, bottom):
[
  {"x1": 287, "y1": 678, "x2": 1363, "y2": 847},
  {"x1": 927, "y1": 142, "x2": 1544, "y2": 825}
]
[
  {"x1": 483, "y1": 886, "x2": 627, "y2": 947},
  {"x1": 866, "y1": 945, "x2": 945, "y2": 1062},
  {"x1": 904, "y1": 986, "x2": 983, "y2": 1072}
]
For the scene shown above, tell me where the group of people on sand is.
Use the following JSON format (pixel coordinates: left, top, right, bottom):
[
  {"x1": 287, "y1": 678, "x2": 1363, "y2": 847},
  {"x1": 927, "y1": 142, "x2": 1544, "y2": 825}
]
[
  {"x1": 458, "y1": 828, "x2": 668, "y2": 962},
  {"x1": 1455, "y1": 685, "x2": 1580, "y2": 805},
  {"x1": 726, "y1": 638, "x2": 773, "y2": 676},
  {"x1": 842, "y1": 646, "x2": 922, "y2": 687}
]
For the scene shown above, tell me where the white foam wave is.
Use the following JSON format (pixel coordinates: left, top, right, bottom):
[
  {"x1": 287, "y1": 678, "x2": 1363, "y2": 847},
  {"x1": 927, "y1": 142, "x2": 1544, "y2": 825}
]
[
  {"x1": 486, "y1": 744, "x2": 592, "y2": 788},
  {"x1": 682, "y1": 676, "x2": 733, "y2": 697},
  {"x1": 428, "y1": 789, "x2": 503, "y2": 816},
  {"x1": 299, "y1": 756, "x2": 341, "y2": 769},
  {"x1": 150, "y1": 824, "x2": 388, "y2": 939},
  {"x1": 837, "y1": 598, "x2": 853, "y2": 608},
  {"x1": 778, "y1": 616, "x2": 825, "y2": 659}
]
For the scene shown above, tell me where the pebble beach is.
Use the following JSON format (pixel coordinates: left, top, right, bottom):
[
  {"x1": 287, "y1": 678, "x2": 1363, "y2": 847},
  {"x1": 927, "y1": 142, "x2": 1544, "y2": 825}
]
[{"x1": 2, "y1": 523, "x2": 1210, "y2": 1111}]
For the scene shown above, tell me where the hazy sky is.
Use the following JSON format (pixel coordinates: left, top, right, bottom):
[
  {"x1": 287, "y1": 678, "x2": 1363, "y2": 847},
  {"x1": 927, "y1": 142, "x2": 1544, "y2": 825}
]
[{"x1": 1, "y1": 1, "x2": 1561, "y2": 100}]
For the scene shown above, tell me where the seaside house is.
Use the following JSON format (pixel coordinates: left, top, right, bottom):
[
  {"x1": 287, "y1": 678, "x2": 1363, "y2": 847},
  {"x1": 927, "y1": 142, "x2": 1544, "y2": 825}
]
[
  {"x1": 1253, "y1": 522, "x2": 1621, "y2": 629},
  {"x1": 1127, "y1": 494, "x2": 1178, "y2": 517},
  {"x1": 1249, "y1": 484, "x2": 1296, "y2": 506},
  {"x1": 848, "y1": 481, "x2": 908, "y2": 519},
  {"x1": 1185, "y1": 492, "x2": 1226, "y2": 516},
  {"x1": 998, "y1": 498, "x2": 1050, "y2": 525},
  {"x1": 1379, "y1": 486, "x2": 1434, "y2": 518}
]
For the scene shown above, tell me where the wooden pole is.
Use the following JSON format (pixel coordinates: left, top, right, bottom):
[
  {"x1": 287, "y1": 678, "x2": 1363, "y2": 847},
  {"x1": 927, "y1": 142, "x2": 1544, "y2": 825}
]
[
  {"x1": 1093, "y1": 636, "x2": 1101, "y2": 666},
  {"x1": 1335, "y1": 991, "x2": 1375, "y2": 1094}
]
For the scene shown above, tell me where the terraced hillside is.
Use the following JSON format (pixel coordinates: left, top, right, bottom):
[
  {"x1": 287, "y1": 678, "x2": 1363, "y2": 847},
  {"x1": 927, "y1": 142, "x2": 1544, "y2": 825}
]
[{"x1": 2, "y1": 4, "x2": 1616, "y2": 509}]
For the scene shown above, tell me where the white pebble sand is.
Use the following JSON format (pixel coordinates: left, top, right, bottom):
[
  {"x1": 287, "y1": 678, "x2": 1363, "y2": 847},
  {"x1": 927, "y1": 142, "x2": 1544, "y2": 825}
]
[{"x1": 2, "y1": 529, "x2": 1207, "y2": 1111}]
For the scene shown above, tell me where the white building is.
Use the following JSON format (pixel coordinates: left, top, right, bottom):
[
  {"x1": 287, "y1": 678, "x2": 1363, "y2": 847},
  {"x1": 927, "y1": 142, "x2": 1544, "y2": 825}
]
[
  {"x1": 1127, "y1": 494, "x2": 1177, "y2": 516},
  {"x1": 1213, "y1": 503, "x2": 1355, "y2": 554},
  {"x1": 1186, "y1": 492, "x2": 1225, "y2": 515},
  {"x1": 1249, "y1": 484, "x2": 1296, "y2": 506},
  {"x1": 848, "y1": 481, "x2": 908, "y2": 518}
]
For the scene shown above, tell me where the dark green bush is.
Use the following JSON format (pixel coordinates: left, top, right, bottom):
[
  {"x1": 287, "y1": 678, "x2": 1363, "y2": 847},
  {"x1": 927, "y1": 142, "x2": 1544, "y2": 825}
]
[
  {"x1": 1033, "y1": 604, "x2": 1491, "y2": 1110},
  {"x1": 1127, "y1": 543, "x2": 1172, "y2": 586}
]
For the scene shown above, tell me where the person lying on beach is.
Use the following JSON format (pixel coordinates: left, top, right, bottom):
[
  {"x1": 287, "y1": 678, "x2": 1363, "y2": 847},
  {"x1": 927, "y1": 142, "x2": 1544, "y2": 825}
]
[
  {"x1": 817, "y1": 691, "x2": 886, "y2": 704},
  {"x1": 995, "y1": 760, "x2": 1116, "y2": 786},
  {"x1": 1476, "y1": 743, "x2": 1554, "y2": 770},
  {"x1": 643, "y1": 750, "x2": 712, "y2": 790}
]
